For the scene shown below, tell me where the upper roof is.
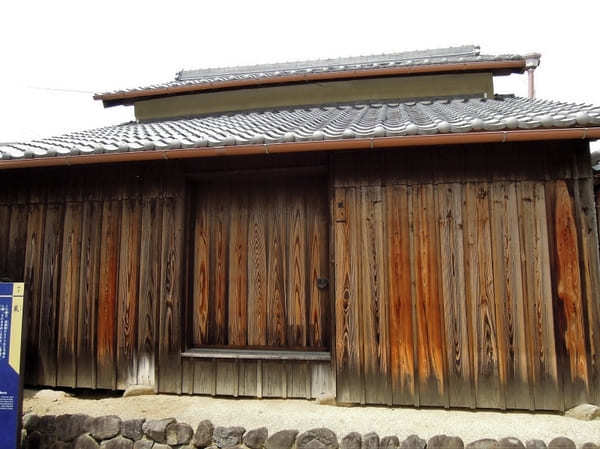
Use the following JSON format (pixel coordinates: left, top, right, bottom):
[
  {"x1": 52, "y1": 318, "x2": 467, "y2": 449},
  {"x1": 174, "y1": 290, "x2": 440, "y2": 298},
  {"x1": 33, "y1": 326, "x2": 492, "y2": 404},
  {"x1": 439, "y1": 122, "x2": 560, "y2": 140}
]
[
  {"x1": 3, "y1": 95, "x2": 600, "y2": 169},
  {"x1": 95, "y1": 45, "x2": 528, "y2": 107}
]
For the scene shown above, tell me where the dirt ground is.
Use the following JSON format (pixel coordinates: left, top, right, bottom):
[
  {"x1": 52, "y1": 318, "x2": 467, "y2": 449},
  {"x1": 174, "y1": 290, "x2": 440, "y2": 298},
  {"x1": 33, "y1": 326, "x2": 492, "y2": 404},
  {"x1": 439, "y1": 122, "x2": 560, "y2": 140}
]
[{"x1": 23, "y1": 388, "x2": 600, "y2": 447}]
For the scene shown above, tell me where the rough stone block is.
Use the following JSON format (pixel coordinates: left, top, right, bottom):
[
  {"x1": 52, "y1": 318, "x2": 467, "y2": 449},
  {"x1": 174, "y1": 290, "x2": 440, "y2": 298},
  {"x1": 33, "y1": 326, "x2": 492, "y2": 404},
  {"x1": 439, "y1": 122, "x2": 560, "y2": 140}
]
[
  {"x1": 497, "y1": 438, "x2": 524, "y2": 449},
  {"x1": 142, "y1": 418, "x2": 176, "y2": 444},
  {"x1": 100, "y1": 436, "x2": 134, "y2": 449},
  {"x1": 525, "y1": 440, "x2": 546, "y2": 449},
  {"x1": 56, "y1": 414, "x2": 90, "y2": 441},
  {"x1": 121, "y1": 419, "x2": 146, "y2": 441},
  {"x1": 193, "y1": 420, "x2": 215, "y2": 448},
  {"x1": 39, "y1": 415, "x2": 57, "y2": 434},
  {"x1": 132, "y1": 439, "x2": 154, "y2": 449},
  {"x1": 427, "y1": 435, "x2": 464, "y2": 449},
  {"x1": 548, "y1": 438, "x2": 575, "y2": 449},
  {"x1": 244, "y1": 427, "x2": 268, "y2": 449},
  {"x1": 582, "y1": 444, "x2": 600, "y2": 449},
  {"x1": 213, "y1": 427, "x2": 246, "y2": 448},
  {"x1": 25, "y1": 430, "x2": 42, "y2": 449},
  {"x1": 380, "y1": 436, "x2": 399, "y2": 449},
  {"x1": 74, "y1": 434, "x2": 100, "y2": 449},
  {"x1": 166, "y1": 422, "x2": 193, "y2": 445},
  {"x1": 466, "y1": 439, "x2": 498, "y2": 449},
  {"x1": 153, "y1": 445, "x2": 171, "y2": 449},
  {"x1": 24, "y1": 413, "x2": 41, "y2": 432},
  {"x1": 362, "y1": 433, "x2": 379, "y2": 449},
  {"x1": 565, "y1": 404, "x2": 600, "y2": 421},
  {"x1": 123, "y1": 385, "x2": 156, "y2": 398},
  {"x1": 341, "y1": 433, "x2": 361, "y2": 449},
  {"x1": 92, "y1": 416, "x2": 122, "y2": 441},
  {"x1": 400, "y1": 435, "x2": 426, "y2": 449},
  {"x1": 296, "y1": 428, "x2": 338, "y2": 449},
  {"x1": 266, "y1": 430, "x2": 299, "y2": 449}
]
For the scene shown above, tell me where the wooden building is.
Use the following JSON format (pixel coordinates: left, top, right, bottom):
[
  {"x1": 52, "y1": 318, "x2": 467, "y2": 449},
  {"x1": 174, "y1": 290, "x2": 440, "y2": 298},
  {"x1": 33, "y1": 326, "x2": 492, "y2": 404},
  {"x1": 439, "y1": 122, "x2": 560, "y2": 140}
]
[{"x1": 2, "y1": 45, "x2": 600, "y2": 411}]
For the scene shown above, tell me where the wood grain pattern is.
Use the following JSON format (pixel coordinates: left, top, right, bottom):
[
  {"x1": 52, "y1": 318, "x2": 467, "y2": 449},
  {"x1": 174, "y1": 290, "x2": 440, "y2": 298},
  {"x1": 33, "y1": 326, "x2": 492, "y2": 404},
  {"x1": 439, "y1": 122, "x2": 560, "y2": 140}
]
[
  {"x1": 463, "y1": 183, "x2": 502, "y2": 409},
  {"x1": 38, "y1": 203, "x2": 64, "y2": 386},
  {"x1": 413, "y1": 183, "x2": 446, "y2": 406},
  {"x1": 553, "y1": 180, "x2": 589, "y2": 404},
  {"x1": 210, "y1": 185, "x2": 229, "y2": 345},
  {"x1": 359, "y1": 185, "x2": 390, "y2": 404},
  {"x1": 7, "y1": 205, "x2": 28, "y2": 281},
  {"x1": 437, "y1": 183, "x2": 474, "y2": 408},
  {"x1": 334, "y1": 187, "x2": 362, "y2": 403},
  {"x1": 77, "y1": 201, "x2": 102, "y2": 388},
  {"x1": 267, "y1": 183, "x2": 287, "y2": 346},
  {"x1": 385, "y1": 184, "x2": 415, "y2": 405},
  {"x1": 97, "y1": 200, "x2": 121, "y2": 389},
  {"x1": 117, "y1": 198, "x2": 142, "y2": 389},
  {"x1": 57, "y1": 202, "x2": 83, "y2": 387},
  {"x1": 193, "y1": 188, "x2": 210, "y2": 346}
]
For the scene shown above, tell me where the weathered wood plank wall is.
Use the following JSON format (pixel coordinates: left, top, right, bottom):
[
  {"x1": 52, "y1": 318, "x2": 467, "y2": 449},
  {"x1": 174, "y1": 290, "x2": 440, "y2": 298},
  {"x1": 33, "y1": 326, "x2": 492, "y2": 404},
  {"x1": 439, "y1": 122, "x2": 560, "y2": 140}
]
[
  {"x1": 0, "y1": 162, "x2": 184, "y2": 393},
  {"x1": 333, "y1": 141, "x2": 600, "y2": 410}
]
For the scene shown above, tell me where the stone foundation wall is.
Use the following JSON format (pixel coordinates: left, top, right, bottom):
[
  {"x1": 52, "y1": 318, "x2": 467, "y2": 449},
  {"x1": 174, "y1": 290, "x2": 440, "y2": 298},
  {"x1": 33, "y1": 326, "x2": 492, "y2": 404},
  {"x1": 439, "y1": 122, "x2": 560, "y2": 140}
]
[{"x1": 20, "y1": 413, "x2": 596, "y2": 449}]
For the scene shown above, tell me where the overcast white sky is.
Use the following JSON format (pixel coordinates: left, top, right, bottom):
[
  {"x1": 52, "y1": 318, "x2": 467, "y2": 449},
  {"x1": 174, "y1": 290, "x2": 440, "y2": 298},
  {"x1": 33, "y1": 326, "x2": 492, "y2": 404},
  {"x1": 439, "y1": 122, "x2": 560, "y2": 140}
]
[{"x1": 1, "y1": 0, "x2": 599, "y2": 151}]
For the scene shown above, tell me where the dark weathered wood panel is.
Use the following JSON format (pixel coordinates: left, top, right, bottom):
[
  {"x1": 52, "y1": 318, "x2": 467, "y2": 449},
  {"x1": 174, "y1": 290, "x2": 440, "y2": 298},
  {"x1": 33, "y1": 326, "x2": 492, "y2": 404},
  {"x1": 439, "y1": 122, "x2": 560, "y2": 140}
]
[
  {"x1": 117, "y1": 198, "x2": 142, "y2": 389},
  {"x1": 97, "y1": 200, "x2": 121, "y2": 389},
  {"x1": 57, "y1": 202, "x2": 83, "y2": 387},
  {"x1": 7, "y1": 204, "x2": 28, "y2": 281},
  {"x1": 37, "y1": 203, "x2": 64, "y2": 386}
]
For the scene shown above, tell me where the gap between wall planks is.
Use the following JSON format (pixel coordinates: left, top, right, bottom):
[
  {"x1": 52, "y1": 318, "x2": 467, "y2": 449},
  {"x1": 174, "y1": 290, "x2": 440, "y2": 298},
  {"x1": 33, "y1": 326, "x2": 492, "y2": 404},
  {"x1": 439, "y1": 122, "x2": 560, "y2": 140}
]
[{"x1": 2, "y1": 143, "x2": 599, "y2": 410}]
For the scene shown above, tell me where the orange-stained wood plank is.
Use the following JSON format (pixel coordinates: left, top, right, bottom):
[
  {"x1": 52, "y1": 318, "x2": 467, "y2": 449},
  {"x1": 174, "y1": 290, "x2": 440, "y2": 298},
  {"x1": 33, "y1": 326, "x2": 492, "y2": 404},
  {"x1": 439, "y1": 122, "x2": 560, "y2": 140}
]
[
  {"x1": 192, "y1": 186, "x2": 210, "y2": 346},
  {"x1": 385, "y1": 184, "x2": 416, "y2": 405},
  {"x1": 334, "y1": 187, "x2": 363, "y2": 403},
  {"x1": 57, "y1": 202, "x2": 83, "y2": 387},
  {"x1": 553, "y1": 180, "x2": 590, "y2": 405},
  {"x1": 228, "y1": 182, "x2": 249, "y2": 346},
  {"x1": 210, "y1": 184, "x2": 230, "y2": 345},
  {"x1": 97, "y1": 200, "x2": 121, "y2": 389},
  {"x1": 413, "y1": 183, "x2": 446, "y2": 406}
]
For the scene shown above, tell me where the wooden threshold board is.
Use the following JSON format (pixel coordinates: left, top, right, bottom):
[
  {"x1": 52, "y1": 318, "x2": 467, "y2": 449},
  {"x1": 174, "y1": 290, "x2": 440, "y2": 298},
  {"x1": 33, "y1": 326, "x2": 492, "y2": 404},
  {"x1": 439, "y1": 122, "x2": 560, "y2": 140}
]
[{"x1": 182, "y1": 348, "x2": 331, "y2": 361}]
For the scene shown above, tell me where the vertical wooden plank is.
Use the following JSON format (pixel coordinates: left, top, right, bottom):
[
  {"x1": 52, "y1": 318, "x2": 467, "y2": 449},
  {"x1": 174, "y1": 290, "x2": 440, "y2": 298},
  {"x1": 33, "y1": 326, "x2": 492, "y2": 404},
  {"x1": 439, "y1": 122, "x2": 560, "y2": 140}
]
[
  {"x1": 57, "y1": 202, "x2": 83, "y2": 387},
  {"x1": 38, "y1": 202, "x2": 64, "y2": 386},
  {"x1": 97, "y1": 200, "x2": 121, "y2": 390},
  {"x1": 287, "y1": 179, "x2": 307, "y2": 347},
  {"x1": 228, "y1": 182, "x2": 248, "y2": 346},
  {"x1": 553, "y1": 180, "x2": 590, "y2": 405},
  {"x1": 24, "y1": 202, "x2": 45, "y2": 385},
  {"x1": 307, "y1": 177, "x2": 329, "y2": 349},
  {"x1": 158, "y1": 193, "x2": 184, "y2": 393},
  {"x1": 311, "y1": 362, "x2": 334, "y2": 398},
  {"x1": 517, "y1": 182, "x2": 560, "y2": 409},
  {"x1": 210, "y1": 184, "x2": 229, "y2": 346},
  {"x1": 287, "y1": 361, "x2": 310, "y2": 398},
  {"x1": 463, "y1": 183, "x2": 502, "y2": 409},
  {"x1": 413, "y1": 183, "x2": 446, "y2": 406},
  {"x1": 247, "y1": 185, "x2": 268, "y2": 346},
  {"x1": 77, "y1": 200, "x2": 102, "y2": 388},
  {"x1": 137, "y1": 198, "x2": 162, "y2": 386},
  {"x1": 437, "y1": 183, "x2": 474, "y2": 408},
  {"x1": 359, "y1": 185, "x2": 390, "y2": 404},
  {"x1": 238, "y1": 361, "x2": 258, "y2": 397},
  {"x1": 216, "y1": 360, "x2": 238, "y2": 395},
  {"x1": 117, "y1": 198, "x2": 142, "y2": 389},
  {"x1": 267, "y1": 181, "x2": 287, "y2": 347},
  {"x1": 0, "y1": 204, "x2": 11, "y2": 279},
  {"x1": 573, "y1": 177, "x2": 600, "y2": 405},
  {"x1": 192, "y1": 187, "x2": 210, "y2": 345},
  {"x1": 7, "y1": 204, "x2": 28, "y2": 281},
  {"x1": 193, "y1": 359, "x2": 217, "y2": 395},
  {"x1": 262, "y1": 361, "x2": 286, "y2": 397},
  {"x1": 182, "y1": 359, "x2": 194, "y2": 394},
  {"x1": 386, "y1": 184, "x2": 415, "y2": 405},
  {"x1": 334, "y1": 187, "x2": 362, "y2": 403},
  {"x1": 490, "y1": 182, "x2": 531, "y2": 409}
]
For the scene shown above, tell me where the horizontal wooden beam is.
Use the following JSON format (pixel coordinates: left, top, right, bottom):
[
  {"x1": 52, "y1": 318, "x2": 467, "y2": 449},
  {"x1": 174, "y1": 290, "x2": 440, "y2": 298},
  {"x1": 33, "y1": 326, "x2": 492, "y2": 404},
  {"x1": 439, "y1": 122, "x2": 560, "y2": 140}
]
[{"x1": 182, "y1": 348, "x2": 331, "y2": 361}]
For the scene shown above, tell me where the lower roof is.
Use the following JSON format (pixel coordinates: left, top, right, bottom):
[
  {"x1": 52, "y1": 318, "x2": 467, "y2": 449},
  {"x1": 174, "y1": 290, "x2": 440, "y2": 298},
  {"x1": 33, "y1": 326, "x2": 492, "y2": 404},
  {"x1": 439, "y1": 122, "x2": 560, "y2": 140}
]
[{"x1": 2, "y1": 96, "x2": 600, "y2": 169}]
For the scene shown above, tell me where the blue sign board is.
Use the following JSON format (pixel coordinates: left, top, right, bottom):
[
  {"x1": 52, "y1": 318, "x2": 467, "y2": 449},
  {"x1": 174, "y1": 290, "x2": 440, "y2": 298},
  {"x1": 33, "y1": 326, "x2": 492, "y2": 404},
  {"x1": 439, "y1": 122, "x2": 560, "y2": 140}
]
[{"x1": 0, "y1": 282, "x2": 25, "y2": 449}]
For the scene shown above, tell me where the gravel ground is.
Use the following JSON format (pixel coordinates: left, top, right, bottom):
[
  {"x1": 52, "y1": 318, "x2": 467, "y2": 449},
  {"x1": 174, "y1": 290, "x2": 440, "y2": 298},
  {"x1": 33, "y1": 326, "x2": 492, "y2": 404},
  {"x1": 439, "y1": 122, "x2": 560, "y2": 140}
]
[{"x1": 23, "y1": 389, "x2": 600, "y2": 446}]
